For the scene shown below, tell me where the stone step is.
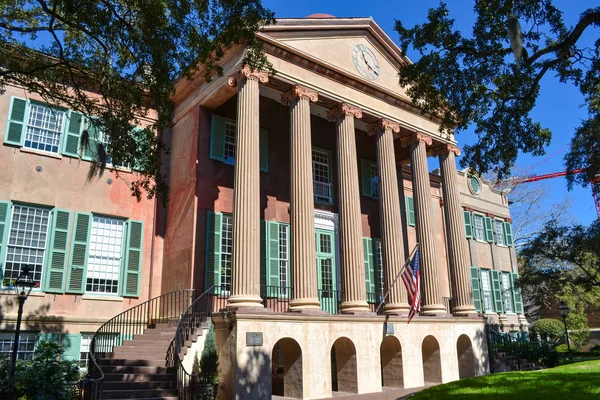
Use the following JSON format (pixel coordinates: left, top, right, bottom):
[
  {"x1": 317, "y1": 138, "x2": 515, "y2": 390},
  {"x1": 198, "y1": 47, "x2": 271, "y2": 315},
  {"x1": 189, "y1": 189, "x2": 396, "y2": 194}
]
[
  {"x1": 103, "y1": 389, "x2": 177, "y2": 399},
  {"x1": 104, "y1": 373, "x2": 173, "y2": 383},
  {"x1": 101, "y1": 365, "x2": 175, "y2": 374},
  {"x1": 103, "y1": 380, "x2": 175, "y2": 390},
  {"x1": 99, "y1": 358, "x2": 169, "y2": 367}
]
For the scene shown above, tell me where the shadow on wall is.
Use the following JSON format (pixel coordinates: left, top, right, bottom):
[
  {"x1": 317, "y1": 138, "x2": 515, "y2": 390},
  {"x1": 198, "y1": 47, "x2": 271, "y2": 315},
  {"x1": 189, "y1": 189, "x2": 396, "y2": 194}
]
[
  {"x1": 472, "y1": 326, "x2": 490, "y2": 375},
  {"x1": 236, "y1": 348, "x2": 271, "y2": 399},
  {"x1": 272, "y1": 338, "x2": 303, "y2": 399},
  {"x1": 331, "y1": 337, "x2": 358, "y2": 394}
]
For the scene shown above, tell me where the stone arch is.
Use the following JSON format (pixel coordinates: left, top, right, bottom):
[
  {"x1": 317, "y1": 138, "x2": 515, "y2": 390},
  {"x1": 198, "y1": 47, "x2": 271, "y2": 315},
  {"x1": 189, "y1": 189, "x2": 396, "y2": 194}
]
[
  {"x1": 331, "y1": 337, "x2": 358, "y2": 393},
  {"x1": 271, "y1": 337, "x2": 303, "y2": 399},
  {"x1": 422, "y1": 335, "x2": 442, "y2": 385},
  {"x1": 380, "y1": 335, "x2": 403, "y2": 388},
  {"x1": 456, "y1": 334, "x2": 475, "y2": 379}
]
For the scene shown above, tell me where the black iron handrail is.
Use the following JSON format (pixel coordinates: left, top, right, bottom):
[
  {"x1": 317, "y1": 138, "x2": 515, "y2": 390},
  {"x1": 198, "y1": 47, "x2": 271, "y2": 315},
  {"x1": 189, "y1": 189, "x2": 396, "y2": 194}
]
[
  {"x1": 79, "y1": 289, "x2": 196, "y2": 400},
  {"x1": 172, "y1": 286, "x2": 229, "y2": 400}
]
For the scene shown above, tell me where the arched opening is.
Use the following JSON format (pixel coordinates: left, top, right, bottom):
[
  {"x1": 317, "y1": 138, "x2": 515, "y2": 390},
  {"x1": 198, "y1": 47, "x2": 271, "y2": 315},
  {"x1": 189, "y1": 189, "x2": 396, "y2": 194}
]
[
  {"x1": 331, "y1": 337, "x2": 358, "y2": 394},
  {"x1": 380, "y1": 336, "x2": 403, "y2": 388},
  {"x1": 422, "y1": 335, "x2": 442, "y2": 385},
  {"x1": 457, "y1": 334, "x2": 475, "y2": 379},
  {"x1": 271, "y1": 338, "x2": 303, "y2": 399}
]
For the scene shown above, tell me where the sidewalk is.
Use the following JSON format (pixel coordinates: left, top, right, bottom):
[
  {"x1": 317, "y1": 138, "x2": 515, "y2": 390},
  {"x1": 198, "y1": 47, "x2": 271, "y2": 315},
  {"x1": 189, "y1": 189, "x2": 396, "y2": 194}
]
[{"x1": 273, "y1": 386, "x2": 425, "y2": 400}]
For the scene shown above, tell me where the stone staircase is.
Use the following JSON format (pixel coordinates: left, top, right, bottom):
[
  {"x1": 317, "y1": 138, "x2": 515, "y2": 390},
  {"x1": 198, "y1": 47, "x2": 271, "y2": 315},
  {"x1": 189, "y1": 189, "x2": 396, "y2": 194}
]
[{"x1": 95, "y1": 321, "x2": 210, "y2": 400}]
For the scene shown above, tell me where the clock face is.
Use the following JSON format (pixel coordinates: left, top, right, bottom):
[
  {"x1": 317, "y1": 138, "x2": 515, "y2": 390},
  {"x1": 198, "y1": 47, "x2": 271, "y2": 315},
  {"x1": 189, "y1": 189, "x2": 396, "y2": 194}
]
[{"x1": 352, "y1": 44, "x2": 380, "y2": 80}]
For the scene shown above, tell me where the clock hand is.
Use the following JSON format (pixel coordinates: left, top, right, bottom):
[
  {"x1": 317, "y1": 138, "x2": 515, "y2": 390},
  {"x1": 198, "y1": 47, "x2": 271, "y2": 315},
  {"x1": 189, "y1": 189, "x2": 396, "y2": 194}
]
[{"x1": 361, "y1": 50, "x2": 379, "y2": 76}]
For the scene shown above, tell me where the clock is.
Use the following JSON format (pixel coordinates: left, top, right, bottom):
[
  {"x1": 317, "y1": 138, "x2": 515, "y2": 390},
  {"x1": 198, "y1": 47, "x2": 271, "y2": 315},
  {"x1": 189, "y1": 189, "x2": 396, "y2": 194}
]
[{"x1": 352, "y1": 44, "x2": 380, "y2": 80}]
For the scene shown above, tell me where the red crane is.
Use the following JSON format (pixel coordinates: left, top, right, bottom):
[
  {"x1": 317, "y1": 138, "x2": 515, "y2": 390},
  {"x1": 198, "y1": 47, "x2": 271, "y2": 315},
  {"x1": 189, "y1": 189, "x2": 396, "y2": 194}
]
[{"x1": 502, "y1": 169, "x2": 600, "y2": 219}]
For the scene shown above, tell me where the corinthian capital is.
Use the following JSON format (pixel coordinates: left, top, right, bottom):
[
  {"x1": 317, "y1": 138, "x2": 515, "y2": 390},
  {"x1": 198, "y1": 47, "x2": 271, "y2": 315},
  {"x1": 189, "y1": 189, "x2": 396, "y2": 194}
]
[
  {"x1": 430, "y1": 144, "x2": 461, "y2": 157},
  {"x1": 228, "y1": 64, "x2": 269, "y2": 87},
  {"x1": 367, "y1": 118, "x2": 401, "y2": 136},
  {"x1": 281, "y1": 84, "x2": 319, "y2": 105},
  {"x1": 327, "y1": 103, "x2": 362, "y2": 122},
  {"x1": 399, "y1": 132, "x2": 433, "y2": 148}
]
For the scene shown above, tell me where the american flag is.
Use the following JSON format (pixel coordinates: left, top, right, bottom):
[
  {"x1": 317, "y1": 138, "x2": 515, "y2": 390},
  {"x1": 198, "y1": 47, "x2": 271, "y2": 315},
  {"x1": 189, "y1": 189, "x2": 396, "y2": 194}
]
[{"x1": 401, "y1": 247, "x2": 421, "y2": 323}]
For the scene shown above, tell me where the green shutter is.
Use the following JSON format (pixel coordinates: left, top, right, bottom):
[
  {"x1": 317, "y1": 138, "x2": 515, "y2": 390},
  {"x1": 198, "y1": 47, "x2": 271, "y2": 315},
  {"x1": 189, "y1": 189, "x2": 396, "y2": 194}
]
[
  {"x1": 484, "y1": 216, "x2": 494, "y2": 242},
  {"x1": 511, "y1": 273, "x2": 524, "y2": 314},
  {"x1": 121, "y1": 220, "x2": 143, "y2": 297},
  {"x1": 62, "y1": 111, "x2": 84, "y2": 157},
  {"x1": 260, "y1": 220, "x2": 267, "y2": 296},
  {"x1": 61, "y1": 334, "x2": 81, "y2": 361},
  {"x1": 463, "y1": 211, "x2": 473, "y2": 239},
  {"x1": 66, "y1": 213, "x2": 92, "y2": 294},
  {"x1": 205, "y1": 211, "x2": 222, "y2": 291},
  {"x1": 36, "y1": 332, "x2": 60, "y2": 346},
  {"x1": 260, "y1": 128, "x2": 268, "y2": 172},
  {"x1": 266, "y1": 221, "x2": 281, "y2": 296},
  {"x1": 0, "y1": 201, "x2": 12, "y2": 280},
  {"x1": 360, "y1": 159, "x2": 373, "y2": 198},
  {"x1": 82, "y1": 119, "x2": 100, "y2": 161},
  {"x1": 363, "y1": 237, "x2": 376, "y2": 302},
  {"x1": 491, "y1": 270, "x2": 503, "y2": 312},
  {"x1": 504, "y1": 222, "x2": 514, "y2": 246},
  {"x1": 406, "y1": 196, "x2": 415, "y2": 226},
  {"x1": 470, "y1": 267, "x2": 482, "y2": 312},
  {"x1": 209, "y1": 115, "x2": 226, "y2": 162},
  {"x1": 4, "y1": 97, "x2": 27, "y2": 146},
  {"x1": 42, "y1": 209, "x2": 71, "y2": 293}
]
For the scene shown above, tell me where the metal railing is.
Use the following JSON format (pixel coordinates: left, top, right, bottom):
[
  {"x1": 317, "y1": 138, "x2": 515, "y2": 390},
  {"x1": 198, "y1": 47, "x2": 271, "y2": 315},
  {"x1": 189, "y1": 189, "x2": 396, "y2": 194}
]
[
  {"x1": 314, "y1": 181, "x2": 332, "y2": 203},
  {"x1": 367, "y1": 292, "x2": 386, "y2": 315},
  {"x1": 318, "y1": 288, "x2": 343, "y2": 314},
  {"x1": 79, "y1": 289, "x2": 195, "y2": 400},
  {"x1": 261, "y1": 285, "x2": 293, "y2": 313}
]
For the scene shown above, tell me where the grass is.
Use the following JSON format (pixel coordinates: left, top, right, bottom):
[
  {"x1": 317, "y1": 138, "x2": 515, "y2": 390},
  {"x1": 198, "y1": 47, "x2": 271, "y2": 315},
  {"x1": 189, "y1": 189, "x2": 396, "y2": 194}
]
[{"x1": 411, "y1": 360, "x2": 600, "y2": 399}]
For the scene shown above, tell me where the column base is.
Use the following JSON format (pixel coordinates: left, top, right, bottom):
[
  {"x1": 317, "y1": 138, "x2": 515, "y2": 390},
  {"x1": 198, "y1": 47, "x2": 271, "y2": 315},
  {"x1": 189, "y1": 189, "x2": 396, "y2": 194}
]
[
  {"x1": 289, "y1": 298, "x2": 323, "y2": 311},
  {"x1": 227, "y1": 295, "x2": 264, "y2": 309},
  {"x1": 385, "y1": 303, "x2": 411, "y2": 316},
  {"x1": 340, "y1": 300, "x2": 371, "y2": 314},
  {"x1": 453, "y1": 305, "x2": 478, "y2": 316},
  {"x1": 421, "y1": 304, "x2": 448, "y2": 315}
]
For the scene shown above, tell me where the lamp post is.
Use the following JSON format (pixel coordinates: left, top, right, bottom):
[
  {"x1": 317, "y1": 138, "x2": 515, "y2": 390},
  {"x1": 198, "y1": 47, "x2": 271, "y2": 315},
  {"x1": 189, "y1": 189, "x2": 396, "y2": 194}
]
[
  {"x1": 558, "y1": 300, "x2": 573, "y2": 361},
  {"x1": 8, "y1": 265, "x2": 36, "y2": 397}
]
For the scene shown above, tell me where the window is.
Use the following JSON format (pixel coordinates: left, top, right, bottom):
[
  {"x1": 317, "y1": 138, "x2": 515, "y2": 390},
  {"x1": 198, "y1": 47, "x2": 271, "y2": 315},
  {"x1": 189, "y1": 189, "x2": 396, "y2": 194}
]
[
  {"x1": 361, "y1": 159, "x2": 379, "y2": 200},
  {"x1": 473, "y1": 215, "x2": 485, "y2": 241},
  {"x1": 220, "y1": 215, "x2": 233, "y2": 292},
  {"x1": 469, "y1": 176, "x2": 481, "y2": 195},
  {"x1": 223, "y1": 122, "x2": 236, "y2": 164},
  {"x1": 480, "y1": 270, "x2": 494, "y2": 312},
  {"x1": 0, "y1": 332, "x2": 36, "y2": 360},
  {"x1": 3, "y1": 204, "x2": 50, "y2": 287},
  {"x1": 319, "y1": 234, "x2": 334, "y2": 292},
  {"x1": 24, "y1": 103, "x2": 66, "y2": 154},
  {"x1": 278, "y1": 224, "x2": 289, "y2": 296},
  {"x1": 375, "y1": 240, "x2": 384, "y2": 298},
  {"x1": 79, "y1": 333, "x2": 94, "y2": 368},
  {"x1": 312, "y1": 149, "x2": 333, "y2": 204},
  {"x1": 502, "y1": 273, "x2": 513, "y2": 312},
  {"x1": 495, "y1": 220, "x2": 505, "y2": 246},
  {"x1": 86, "y1": 216, "x2": 125, "y2": 294},
  {"x1": 370, "y1": 165, "x2": 379, "y2": 199}
]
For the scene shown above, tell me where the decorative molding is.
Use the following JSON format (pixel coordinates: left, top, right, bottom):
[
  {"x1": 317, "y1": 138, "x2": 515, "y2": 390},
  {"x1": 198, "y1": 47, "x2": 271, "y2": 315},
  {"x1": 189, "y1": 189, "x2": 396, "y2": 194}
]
[
  {"x1": 326, "y1": 103, "x2": 362, "y2": 122},
  {"x1": 430, "y1": 144, "x2": 461, "y2": 157},
  {"x1": 463, "y1": 206, "x2": 475, "y2": 212},
  {"x1": 367, "y1": 118, "x2": 401, "y2": 136},
  {"x1": 399, "y1": 132, "x2": 433, "y2": 148},
  {"x1": 486, "y1": 212, "x2": 496, "y2": 218},
  {"x1": 505, "y1": 217, "x2": 513, "y2": 223},
  {"x1": 281, "y1": 84, "x2": 319, "y2": 105},
  {"x1": 227, "y1": 64, "x2": 269, "y2": 87},
  {"x1": 439, "y1": 198, "x2": 445, "y2": 207}
]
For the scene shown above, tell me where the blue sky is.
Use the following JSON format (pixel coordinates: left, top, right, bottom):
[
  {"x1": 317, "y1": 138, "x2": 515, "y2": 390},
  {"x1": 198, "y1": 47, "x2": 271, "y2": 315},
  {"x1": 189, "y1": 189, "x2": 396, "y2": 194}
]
[{"x1": 262, "y1": 0, "x2": 598, "y2": 224}]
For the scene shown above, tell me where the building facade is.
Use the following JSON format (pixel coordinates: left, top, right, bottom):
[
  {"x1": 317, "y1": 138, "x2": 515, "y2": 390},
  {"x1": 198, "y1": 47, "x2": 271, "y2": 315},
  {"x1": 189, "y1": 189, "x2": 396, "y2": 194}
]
[{"x1": 0, "y1": 15, "x2": 525, "y2": 399}]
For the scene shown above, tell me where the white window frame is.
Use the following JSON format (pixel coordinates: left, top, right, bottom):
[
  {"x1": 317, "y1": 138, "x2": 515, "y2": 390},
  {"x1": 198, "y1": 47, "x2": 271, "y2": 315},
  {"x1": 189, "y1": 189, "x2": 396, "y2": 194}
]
[
  {"x1": 23, "y1": 102, "x2": 67, "y2": 154},
  {"x1": 494, "y1": 219, "x2": 506, "y2": 246},
  {"x1": 79, "y1": 333, "x2": 94, "y2": 369},
  {"x1": 312, "y1": 148, "x2": 333, "y2": 204},
  {"x1": 2, "y1": 204, "x2": 51, "y2": 289},
  {"x1": 220, "y1": 214, "x2": 233, "y2": 293},
  {"x1": 278, "y1": 224, "x2": 290, "y2": 297},
  {"x1": 473, "y1": 214, "x2": 485, "y2": 242},
  {"x1": 502, "y1": 272, "x2": 513, "y2": 313},
  {"x1": 223, "y1": 121, "x2": 236, "y2": 165},
  {"x1": 85, "y1": 215, "x2": 126, "y2": 295},
  {"x1": 0, "y1": 332, "x2": 36, "y2": 360},
  {"x1": 480, "y1": 269, "x2": 494, "y2": 312},
  {"x1": 370, "y1": 163, "x2": 379, "y2": 200}
]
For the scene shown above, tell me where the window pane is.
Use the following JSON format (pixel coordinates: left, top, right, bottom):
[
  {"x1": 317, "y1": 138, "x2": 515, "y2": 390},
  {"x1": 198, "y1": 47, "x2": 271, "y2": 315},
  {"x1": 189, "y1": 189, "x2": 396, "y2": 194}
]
[
  {"x1": 86, "y1": 216, "x2": 124, "y2": 294},
  {"x1": 24, "y1": 103, "x2": 65, "y2": 154},
  {"x1": 502, "y1": 273, "x2": 513, "y2": 312},
  {"x1": 480, "y1": 270, "x2": 493, "y2": 312},
  {"x1": 3, "y1": 205, "x2": 50, "y2": 286},
  {"x1": 279, "y1": 225, "x2": 289, "y2": 296},
  {"x1": 312, "y1": 150, "x2": 332, "y2": 203},
  {"x1": 370, "y1": 164, "x2": 379, "y2": 199},
  {"x1": 0, "y1": 333, "x2": 36, "y2": 360},
  {"x1": 224, "y1": 122, "x2": 236, "y2": 163},
  {"x1": 220, "y1": 215, "x2": 233, "y2": 291},
  {"x1": 495, "y1": 221, "x2": 505, "y2": 245},
  {"x1": 474, "y1": 215, "x2": 485, "y2": 241}
]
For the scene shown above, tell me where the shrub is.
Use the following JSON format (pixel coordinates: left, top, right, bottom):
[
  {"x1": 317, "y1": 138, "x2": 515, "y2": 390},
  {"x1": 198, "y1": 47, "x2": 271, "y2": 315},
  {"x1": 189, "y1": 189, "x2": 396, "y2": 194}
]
[
  {"x1": 533, "y1": 319, "x2": 564, "y2": 343},
  {"x1": 555, "y1": 344, "x2": 569, "y2": 353},
  {"x1": 0, "y1": 340, "x2": 80, "y2": 399},
  {"x1": 590, "y1": 344, "x2": 600, "y2": 355}
]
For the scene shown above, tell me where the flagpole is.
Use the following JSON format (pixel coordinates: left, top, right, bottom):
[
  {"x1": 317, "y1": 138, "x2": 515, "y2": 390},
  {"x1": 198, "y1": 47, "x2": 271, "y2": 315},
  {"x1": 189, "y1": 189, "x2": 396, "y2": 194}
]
[{"x1": 375, "y1": 243, "x2": 420, "y2": 314}]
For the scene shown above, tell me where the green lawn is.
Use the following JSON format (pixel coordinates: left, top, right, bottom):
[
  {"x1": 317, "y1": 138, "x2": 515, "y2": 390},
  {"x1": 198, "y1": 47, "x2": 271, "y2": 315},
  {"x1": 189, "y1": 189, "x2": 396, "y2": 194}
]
[{"x1": 412, "y1": 360, "x2": 600, "y2": 399}]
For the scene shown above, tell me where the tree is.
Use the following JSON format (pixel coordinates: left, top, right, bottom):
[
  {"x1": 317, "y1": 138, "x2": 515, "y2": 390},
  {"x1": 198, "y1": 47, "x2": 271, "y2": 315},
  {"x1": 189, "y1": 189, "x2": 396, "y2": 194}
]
[
  {"x1": 0, "y1": 0, "x2": 275, "y2": 203},
  {"x1": 395, "y1": 1, "x2": 600, "y2": 192}
]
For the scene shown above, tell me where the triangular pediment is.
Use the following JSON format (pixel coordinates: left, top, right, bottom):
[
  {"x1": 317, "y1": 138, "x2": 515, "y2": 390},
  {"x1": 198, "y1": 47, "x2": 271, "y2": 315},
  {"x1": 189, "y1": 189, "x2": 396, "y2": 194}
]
[{"x1": 259, "y1": 18, "x2": 411, "y2": 100}]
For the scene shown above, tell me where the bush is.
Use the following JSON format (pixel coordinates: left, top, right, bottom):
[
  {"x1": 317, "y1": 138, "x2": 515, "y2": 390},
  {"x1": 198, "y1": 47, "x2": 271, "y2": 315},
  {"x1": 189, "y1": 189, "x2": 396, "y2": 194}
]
[
  {"x1": 590, "y1": 344, "x2": 600, "y2": 355},
  {"x1": 196, "y1": 322, "x2": 219, "y2": 400},
  {"x1": 533, "y1": 318, "x2": 564, "y2": 343},
  {"x1": 555, "y1": 344, "x2": 569, "y2": 353},
  {"x1": 0, "y1": 340, "x2": 80, "y2": 399}
]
